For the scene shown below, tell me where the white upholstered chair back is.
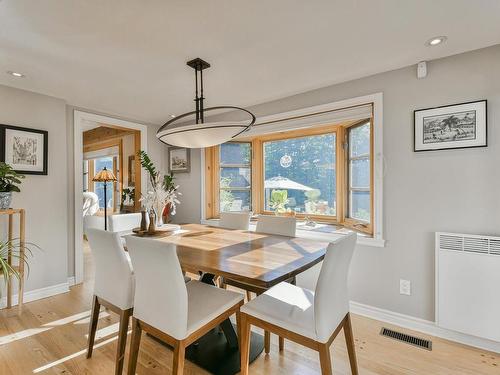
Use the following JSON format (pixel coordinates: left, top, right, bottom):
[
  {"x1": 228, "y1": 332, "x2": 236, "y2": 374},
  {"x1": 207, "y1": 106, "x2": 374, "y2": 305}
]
[
  {"x1": 86, "y1": 228, "x2": 135, "y2": 310},
  {"x1": 126, "y1": 236, "x2": 189, "y2": 340},
  {"x1": 314, "y1": 233, "x2": 356, "y2": 342},
  {"x1": 83, "y1": 215, "x2": 105, "y2": 235},
  {"x1": 219, "y1": 211, "x2": 251, "y2": 230},
  {"x1": 108, "y1": 213, "x2": 141, "y2": 234},
  {"x1": 255, "y1": 215, "x2": 296, "y2": 237},
  {"x1": 83, "y1": 192, "x2": 99, "y2": 217}
]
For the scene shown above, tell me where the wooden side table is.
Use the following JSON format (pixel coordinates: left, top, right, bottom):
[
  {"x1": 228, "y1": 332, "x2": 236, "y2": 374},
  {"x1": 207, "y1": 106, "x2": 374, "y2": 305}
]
[{"x1": 0, "y1": 209, "x2": 26, "y2": 309}]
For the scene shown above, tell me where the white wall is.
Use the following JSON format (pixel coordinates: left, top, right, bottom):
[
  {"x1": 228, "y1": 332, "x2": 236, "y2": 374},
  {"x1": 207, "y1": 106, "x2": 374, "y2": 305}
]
[
  {"x1": 175, "y1": 45, "x2": 500, "y2": 321},
  {"x1": 0, "y1": 85, "x2": 69, "y2": 295}
]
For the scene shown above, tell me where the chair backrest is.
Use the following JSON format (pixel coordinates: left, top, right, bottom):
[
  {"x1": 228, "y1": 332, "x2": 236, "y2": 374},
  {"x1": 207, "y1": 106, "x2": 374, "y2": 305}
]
[
  {"x1": 255, "y1": 215, "x2": 296, "y2": 237},
  {"x1": 86, "y1": 228, "x2": 135, "y2": 310},
  {"x1": 83, "y1": 192, "x2": 99, "y2": 217},
  {"x1": 126, "y1": 235, "x2": 189, "y2": 340},
  {"x1": 314, "y1": 233, "x2": 357, "y2": 342},
  {"x1": 83, "y1": 215, "x2": 105, "y2": 235},
  {"x1": 108, "y1": 213, "x2": 142, "y2": 235},
  {"x1": 219, "y1": 211, "x2": 251, "y2": 230}
]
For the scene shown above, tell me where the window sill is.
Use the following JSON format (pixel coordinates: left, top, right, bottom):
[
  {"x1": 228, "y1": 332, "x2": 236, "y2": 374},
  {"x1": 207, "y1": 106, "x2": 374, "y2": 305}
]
[{"x1": 200, "y1": 218, "x2": 386, "y2": 248}]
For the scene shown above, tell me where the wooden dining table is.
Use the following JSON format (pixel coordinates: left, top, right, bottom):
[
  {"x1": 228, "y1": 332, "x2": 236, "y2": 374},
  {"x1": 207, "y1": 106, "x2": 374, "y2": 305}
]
[{"x1": 142, "y1": 223, "x2": 330, "y2": 375}]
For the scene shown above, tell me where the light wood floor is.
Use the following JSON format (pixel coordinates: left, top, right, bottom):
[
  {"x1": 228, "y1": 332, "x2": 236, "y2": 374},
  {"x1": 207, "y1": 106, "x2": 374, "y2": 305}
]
[{"x1": 0, "y1": 245, "x2": 498, "y2": 375}]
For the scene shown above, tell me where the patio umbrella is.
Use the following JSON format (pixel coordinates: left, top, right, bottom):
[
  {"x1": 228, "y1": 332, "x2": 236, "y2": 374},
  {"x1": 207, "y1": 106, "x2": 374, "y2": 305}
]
[{"x1": 264, "y1": 176, "x2": 314, "y2": 191}]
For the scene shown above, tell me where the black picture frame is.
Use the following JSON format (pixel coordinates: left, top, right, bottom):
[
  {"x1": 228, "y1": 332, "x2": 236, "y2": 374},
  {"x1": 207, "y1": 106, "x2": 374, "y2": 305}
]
[
  {"x1": 0, "y1": 124, "x2": 48, "y2": 175},
  {"x1": 413, "y1": 100, "x2": 487, "y2": 152}
]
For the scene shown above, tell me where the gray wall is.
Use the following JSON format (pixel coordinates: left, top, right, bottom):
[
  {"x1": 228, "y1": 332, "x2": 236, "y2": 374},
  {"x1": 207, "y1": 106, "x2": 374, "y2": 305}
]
[
  {"x1": 175, "y1": 45, "x2": 500, "y2": 321},
  {"x1": 0, "y1": 85, "x2": 69, "y2": 293}
]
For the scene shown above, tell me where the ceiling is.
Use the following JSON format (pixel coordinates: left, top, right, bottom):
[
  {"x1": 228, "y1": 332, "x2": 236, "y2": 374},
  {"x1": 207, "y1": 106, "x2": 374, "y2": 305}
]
[{"x1": 1, "y1": 0, "x2": 500, "y2": 125}]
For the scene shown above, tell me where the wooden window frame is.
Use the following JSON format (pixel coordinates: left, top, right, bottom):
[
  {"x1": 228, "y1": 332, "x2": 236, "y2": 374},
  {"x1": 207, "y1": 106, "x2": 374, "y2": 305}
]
[
  {"x1": 205, "y1": 119, "x2": 374, "y2": 235},
  {"x1": 343, "y1": 119, "x2": 374, "y2": 235}
]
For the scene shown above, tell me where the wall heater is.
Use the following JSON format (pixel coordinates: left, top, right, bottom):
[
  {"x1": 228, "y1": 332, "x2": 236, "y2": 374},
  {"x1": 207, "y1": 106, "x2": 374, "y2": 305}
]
[{"x1": 436, "y1": 232, "x2": 500, "y2": 342}]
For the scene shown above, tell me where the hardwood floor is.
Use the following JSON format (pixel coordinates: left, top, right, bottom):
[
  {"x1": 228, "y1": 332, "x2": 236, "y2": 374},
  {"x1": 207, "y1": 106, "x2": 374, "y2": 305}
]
[{"x1": 0, "y1": 244, "x2": 498, "y2": 374}]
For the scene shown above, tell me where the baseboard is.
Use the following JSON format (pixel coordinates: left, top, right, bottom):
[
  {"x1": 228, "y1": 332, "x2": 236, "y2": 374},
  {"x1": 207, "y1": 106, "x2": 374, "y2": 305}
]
[
  {"x1": 0, "y1": 281, "x2": 70, "y2": 309},
  {"x1": 67, "y1": 276, "x2": 76, "y2": 287},
  {"x1": 350, "y1": 301, "x2": 500, "y2": 354}
]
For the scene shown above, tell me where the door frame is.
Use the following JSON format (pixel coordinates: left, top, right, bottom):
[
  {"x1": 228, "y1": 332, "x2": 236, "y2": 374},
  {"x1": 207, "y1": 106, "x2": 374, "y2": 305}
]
[{"x1": 74, "y1": 110, "x2": 148, "y2": 284}]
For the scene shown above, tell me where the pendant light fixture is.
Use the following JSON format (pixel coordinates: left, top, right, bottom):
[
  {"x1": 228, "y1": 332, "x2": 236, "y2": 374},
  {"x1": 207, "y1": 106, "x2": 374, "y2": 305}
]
[{"x1": 156, "y1": 58, "x2": 256, "y2": 148}]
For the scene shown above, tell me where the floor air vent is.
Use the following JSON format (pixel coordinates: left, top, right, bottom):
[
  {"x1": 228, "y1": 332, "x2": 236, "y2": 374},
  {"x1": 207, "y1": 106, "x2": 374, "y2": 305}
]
[{"x1": 380, "y1": 327, "x2": 432, "y2": 351}]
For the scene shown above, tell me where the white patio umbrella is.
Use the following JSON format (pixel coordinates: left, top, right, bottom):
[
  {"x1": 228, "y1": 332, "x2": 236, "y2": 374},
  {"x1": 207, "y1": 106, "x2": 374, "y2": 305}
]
[{"x1": 264, "y1": 176, "x2": 314, "y2": 191}]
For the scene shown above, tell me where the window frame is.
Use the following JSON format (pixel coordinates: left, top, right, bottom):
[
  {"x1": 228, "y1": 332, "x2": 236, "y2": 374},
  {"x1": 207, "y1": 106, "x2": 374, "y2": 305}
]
[
  {"x1": 343, "y1": 119, "x2": 374, "y2": 235},
  {"x1": 205, "y1": 119, "x2": 374, "y2": 235},
  {"x1": 218, "y1": 141, "x2": 253, "y2": 213}
]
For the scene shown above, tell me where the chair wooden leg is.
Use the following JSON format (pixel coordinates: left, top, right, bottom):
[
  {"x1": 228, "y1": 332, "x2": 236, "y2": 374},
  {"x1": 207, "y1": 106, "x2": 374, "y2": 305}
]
[
  {"x1": 115, "y1": 308, "x2": 132, "y2": 375},
  {"x1": 344, "y1": 313, "x2": 359, "y2": 375},
  {"x1": 264, "y1": 331, "x2": 270, "y2": 354},
  {"x1": 172, "y1": 341, "x2": 186, "y2": 375},
  {"x1": 246, "y1": 290, "x2": 252, "y2": 301},
  {"x1": 236, "y1": 310, "x2": 242, "y2": 349},
  {"x1": 127, "y1": 318, "x2": 142, "y2": 375},
  {"x1": 239, "y1": 313, "x2": 251, "y2": 375},
  {"x1": 279, "y1": 336, "x2": 284, "y2": 351},
  {"x1": 86, "y1": 295, "x2": 100, "y2": 359},
  {"x1": 318, "y1": 343, "x2": 333, "y2": 375}
]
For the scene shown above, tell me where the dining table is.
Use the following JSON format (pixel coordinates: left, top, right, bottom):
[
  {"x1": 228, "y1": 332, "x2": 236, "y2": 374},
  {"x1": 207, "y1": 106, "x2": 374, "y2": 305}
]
[{"x1": 139, "y1": 223, "x2": 330, "y2": 375}]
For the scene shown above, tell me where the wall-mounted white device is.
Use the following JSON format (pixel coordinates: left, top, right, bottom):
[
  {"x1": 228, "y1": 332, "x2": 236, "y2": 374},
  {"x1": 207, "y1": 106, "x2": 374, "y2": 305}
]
[{"x1": 417, "y1": 61, "x2": 427, "y2": 79}]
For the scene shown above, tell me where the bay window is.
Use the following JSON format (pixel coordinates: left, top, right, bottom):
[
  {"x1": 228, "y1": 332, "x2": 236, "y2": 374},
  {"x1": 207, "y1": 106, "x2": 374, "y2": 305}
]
[{"x1": 205, "y1": 118, "x2": 374, "y2": 235}]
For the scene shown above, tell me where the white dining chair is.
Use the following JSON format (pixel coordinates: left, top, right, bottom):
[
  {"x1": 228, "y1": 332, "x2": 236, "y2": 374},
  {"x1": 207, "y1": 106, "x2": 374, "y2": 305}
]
[
  {"x1": 86, "y1": 228, "x2": 135, "y2": 375},
  {"x1": 219, "y1": 211, "x2": 253, "y2": 299},
  {"x1": 255, "y1": 215, "x2": 296, "y2": 237},
  {"x1": 248, "y1": 214, "x2": 297, "y2": 352},
  {"x1": 239, "y1": 233, "x2": 358, "y2": 375},
  {"x1": 219, "y1": 211, "x2": 251, "y2": 230},
  {"x1": 108, "y1": 213, "x2": 142, "y2": 235},
  {"x1": 125, "y1": 235, "x2": 244, "y2": 375}
]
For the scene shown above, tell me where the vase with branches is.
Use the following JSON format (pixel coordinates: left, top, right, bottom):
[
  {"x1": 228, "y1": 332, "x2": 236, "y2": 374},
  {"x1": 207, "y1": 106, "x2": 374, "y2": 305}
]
[{"x1": 138, "y1": 151, "x2": 181, "y2": 226}]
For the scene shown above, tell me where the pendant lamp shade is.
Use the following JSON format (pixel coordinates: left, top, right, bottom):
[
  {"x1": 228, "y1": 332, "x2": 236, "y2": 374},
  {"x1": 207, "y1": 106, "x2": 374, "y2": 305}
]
[{"x1": 156, "y1": 58, "x2": 255, "y2": 148}]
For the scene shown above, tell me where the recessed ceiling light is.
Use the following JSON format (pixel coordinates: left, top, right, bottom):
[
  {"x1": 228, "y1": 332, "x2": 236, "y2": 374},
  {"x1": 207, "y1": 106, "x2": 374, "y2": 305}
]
[
  {"x1": 170, "y1": 114, "x2": 176, "y2": 118},
  {"x1": 7, "y1": 71, "x2": 25, "y2": 78},
  {"x1": 426, "y1": 36, "x2": 447, "y2": 47}
]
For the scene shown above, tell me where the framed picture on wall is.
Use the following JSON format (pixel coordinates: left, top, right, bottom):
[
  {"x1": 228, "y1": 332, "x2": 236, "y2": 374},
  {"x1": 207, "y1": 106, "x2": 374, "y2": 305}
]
[
  {"x1": 168, "y1": 147, "x2": 190, "y2": 173},
  {"x1": 128, "y1": 155, "x2": 136, "y2": 186},
  {"x1": 0, "y1": 124, "x2": 48, "y2": 175},
  {"x1": 414, "y1": 100, "x2": 487, "y2": 152}
]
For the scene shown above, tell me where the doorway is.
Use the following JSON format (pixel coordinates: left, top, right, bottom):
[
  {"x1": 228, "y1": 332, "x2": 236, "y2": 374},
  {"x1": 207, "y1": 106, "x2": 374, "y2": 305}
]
[{"x1": 74, "y1": 111, "x2": 148, "y2": 285}]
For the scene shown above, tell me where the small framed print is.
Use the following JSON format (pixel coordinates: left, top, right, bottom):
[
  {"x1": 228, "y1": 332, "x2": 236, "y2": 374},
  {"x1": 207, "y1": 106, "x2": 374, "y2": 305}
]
[
  {"x1": 0, "y1": 125, "x2": 48, "y2": 175},
  {"x1": 168, "y1": 147, "x2": 190, "y2": 173},
  {"x1": 414, "y1": 100, "x2": 487, "y2": 152}
]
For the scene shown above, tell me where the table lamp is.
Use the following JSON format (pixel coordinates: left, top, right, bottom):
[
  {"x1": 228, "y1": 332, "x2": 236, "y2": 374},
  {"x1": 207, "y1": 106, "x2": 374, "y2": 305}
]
[{"x1": 92, "y1": 167, "x2": 117, "y2": 230}]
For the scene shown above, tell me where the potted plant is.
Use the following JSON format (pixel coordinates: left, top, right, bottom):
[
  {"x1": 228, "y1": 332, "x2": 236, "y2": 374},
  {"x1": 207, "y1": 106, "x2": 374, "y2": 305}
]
[
  {"x1": 0, "y1": 238, "x2": 36, "y2": 299},
  {"x1": 0, "y1": 162, "x2": 25, "y2": 210},
  {"x1": 269, "y1": 189, "x2": 290, "y2": 215}
]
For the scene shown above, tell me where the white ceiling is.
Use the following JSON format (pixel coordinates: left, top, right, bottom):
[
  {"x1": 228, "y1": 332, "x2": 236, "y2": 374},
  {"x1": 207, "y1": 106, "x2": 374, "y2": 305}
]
[{"x1": 1, "y1": 0, "x2": 500, "y2": 125}]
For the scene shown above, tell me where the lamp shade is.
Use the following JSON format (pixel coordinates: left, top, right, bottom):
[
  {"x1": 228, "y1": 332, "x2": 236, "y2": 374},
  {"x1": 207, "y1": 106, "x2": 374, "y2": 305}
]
[{"x1": 92, "y1": 167, "x2": 117, "y2": 182}]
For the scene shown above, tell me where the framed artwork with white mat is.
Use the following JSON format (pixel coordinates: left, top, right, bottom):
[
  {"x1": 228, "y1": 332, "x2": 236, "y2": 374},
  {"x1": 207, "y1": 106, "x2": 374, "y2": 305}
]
[{"x1": 0, "y1": 124, "x2": 48, "y2": 175}]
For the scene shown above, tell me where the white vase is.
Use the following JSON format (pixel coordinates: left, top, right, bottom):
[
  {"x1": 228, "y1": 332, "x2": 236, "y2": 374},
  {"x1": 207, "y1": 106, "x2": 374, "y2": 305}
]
[{"x1": 153, "y1": 201, "x2": 166, "y2": 227}]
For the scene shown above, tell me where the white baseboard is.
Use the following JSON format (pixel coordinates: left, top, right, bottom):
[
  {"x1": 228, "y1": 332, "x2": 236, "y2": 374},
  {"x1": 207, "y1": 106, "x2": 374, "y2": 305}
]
[
  {"x1": 350, "y1": 301, "x2": 500, "y2": 354},
  {"x1": 0, "y1": 281, "x2": 70, "y2": 309},
  {"x1": 67, "y1": 276, "x2": 76, "y2": 287}
]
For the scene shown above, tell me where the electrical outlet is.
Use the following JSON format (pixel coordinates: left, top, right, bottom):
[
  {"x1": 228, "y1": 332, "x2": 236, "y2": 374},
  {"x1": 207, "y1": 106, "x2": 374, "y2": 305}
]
[{"x1": 400, "y1": 279, "x2": 411, "y2": 296}]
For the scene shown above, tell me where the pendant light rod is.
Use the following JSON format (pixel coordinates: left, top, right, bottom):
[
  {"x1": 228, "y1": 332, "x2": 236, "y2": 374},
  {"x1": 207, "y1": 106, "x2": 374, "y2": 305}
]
[{"x1": 187, "y1": 58, "x2": 210, "y2": 125}]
